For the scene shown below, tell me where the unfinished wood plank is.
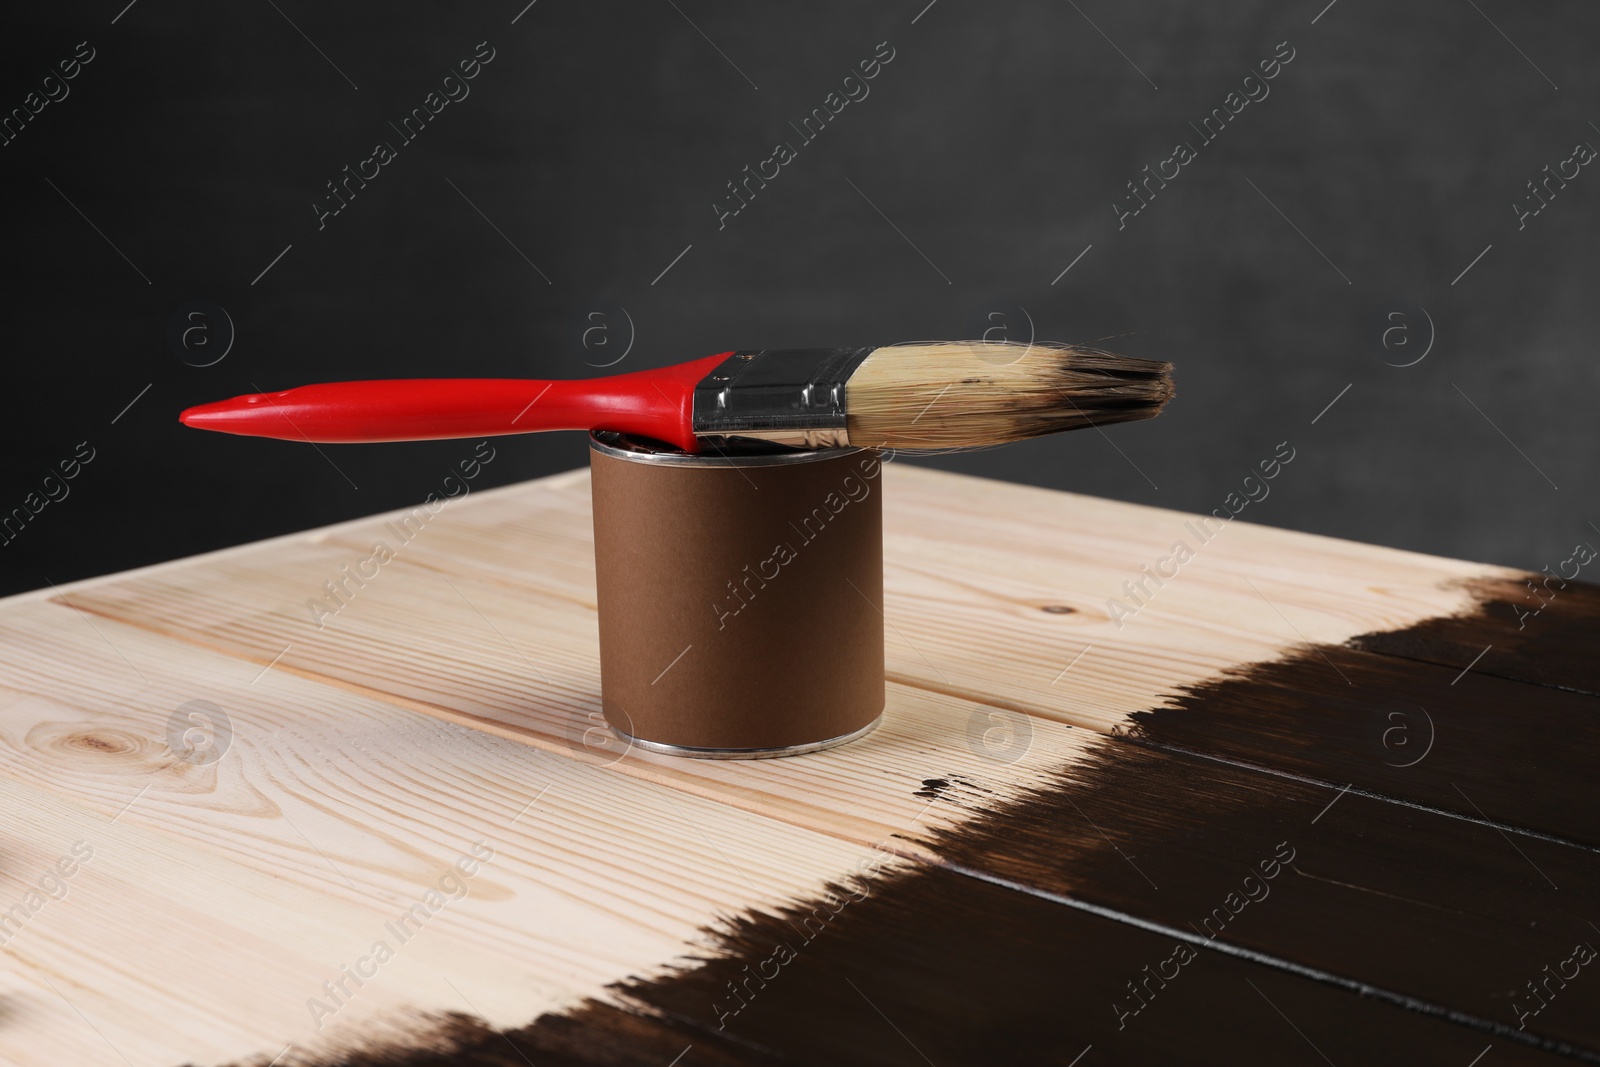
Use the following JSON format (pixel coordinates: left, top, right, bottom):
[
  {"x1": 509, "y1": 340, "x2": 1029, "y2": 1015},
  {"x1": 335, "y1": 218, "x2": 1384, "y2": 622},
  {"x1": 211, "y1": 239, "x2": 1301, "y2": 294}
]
[
  {"x1": 275, "y1": 465, "x2": 1600, "y2": 843},
  {"x1": 39, "y1": 538, "x2": 1083, "y2": 854},
  {"x1": 309, "y1": 468, "x2": 603, "y2": 610},
  {"x1": 0, "y1": 773, "x2": 538, "y2": 1065},
  {"x1": 0, "y1": 599, "x2": 920, "y2": 1066},
  {"x1": 312, "y1": 462, "x2": 1508, "y2": 728},
  {"x1": 827, "y1": 464, "x2": 1511, "y2": 719},
  {"x1": 63, "y1": 460, "x2": 1502, "y2": 745}
]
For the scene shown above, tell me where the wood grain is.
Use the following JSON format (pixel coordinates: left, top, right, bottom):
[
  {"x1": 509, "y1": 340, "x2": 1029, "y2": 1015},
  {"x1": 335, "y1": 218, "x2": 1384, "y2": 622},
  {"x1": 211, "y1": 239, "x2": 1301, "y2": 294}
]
[
  {"x1": 919, "y1": 734, "x2": 1600, "y2": 1054},
  {"x1": 124, "y1": 463, "x2": 1577, "y2": 843},
  {"x1": 23, "y1": 545, "x2": 1085, "y2": 856},
  {"x1": 3, "y1": 460, "x2": 1590, "y2": 1065},
  {"x1": 1349, "y1": 574, "x2": 1600, "y2": 696},
  {"x1": 0, "y1": 599, "x2": 911, "y2": 1065},
  {"x1": 486, "y1": 862, "x2": 1573, "y2": 1067},
  {"x1": 1127, "y1": 642, "x2": 1600, "y2": 848}
]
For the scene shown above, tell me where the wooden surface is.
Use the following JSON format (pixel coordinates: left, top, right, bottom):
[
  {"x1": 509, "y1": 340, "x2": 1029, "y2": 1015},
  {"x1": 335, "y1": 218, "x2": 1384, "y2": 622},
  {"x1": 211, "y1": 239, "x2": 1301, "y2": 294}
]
[{"x1": 2, "y1": 459, "x2": 1595, "y2": 1066}]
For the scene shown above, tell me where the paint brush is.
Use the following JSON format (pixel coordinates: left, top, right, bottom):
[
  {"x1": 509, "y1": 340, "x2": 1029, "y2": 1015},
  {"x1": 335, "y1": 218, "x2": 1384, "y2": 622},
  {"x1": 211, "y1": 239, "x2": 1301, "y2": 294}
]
[{"x1": 179, "y1": 341, "x2": 1173, "y2": 453}]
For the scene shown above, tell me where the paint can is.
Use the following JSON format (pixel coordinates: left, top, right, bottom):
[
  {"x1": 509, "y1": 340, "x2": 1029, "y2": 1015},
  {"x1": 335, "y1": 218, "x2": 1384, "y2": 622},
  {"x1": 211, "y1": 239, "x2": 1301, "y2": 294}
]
[{"x1": 588, "y1": 431, "x2": 885, "y2": 758}]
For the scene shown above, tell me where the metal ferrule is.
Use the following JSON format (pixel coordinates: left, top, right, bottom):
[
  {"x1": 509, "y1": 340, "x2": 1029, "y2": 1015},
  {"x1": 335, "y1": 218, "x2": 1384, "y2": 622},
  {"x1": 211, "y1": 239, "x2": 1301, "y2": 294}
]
[{"x1": 691, "y1": 347, "x2": 875, "y2": 448}]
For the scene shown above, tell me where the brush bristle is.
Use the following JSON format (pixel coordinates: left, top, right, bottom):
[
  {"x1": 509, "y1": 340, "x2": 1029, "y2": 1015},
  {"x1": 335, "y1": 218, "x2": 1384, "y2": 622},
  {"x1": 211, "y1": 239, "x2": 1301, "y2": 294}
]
[{"x1": 843, "y1": 341, "x2": 1174, "y2": 451}]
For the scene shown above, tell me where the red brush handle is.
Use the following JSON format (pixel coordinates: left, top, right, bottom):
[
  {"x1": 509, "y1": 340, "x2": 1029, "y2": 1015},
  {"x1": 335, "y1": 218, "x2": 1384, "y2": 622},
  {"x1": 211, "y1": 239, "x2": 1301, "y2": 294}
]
[{"x1": 179, "y1": 354, "x2": 731, "y2": 452}]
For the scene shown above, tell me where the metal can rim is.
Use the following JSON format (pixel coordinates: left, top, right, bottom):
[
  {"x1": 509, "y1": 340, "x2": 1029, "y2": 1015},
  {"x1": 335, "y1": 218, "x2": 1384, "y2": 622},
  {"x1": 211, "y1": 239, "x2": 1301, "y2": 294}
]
[
  {"x1": 608, "y1": 715, "x2": 882, "y2": 759},
  {"x1": 589, "y1": 430, "x2": 862, "y2": 468}
]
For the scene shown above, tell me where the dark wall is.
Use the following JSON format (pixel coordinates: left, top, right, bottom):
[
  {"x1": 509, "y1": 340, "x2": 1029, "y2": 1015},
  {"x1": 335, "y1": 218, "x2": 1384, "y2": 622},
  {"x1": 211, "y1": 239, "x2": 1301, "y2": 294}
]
[{"x1": 3, "y1": 1, "x2": 1596, "y2": 596}]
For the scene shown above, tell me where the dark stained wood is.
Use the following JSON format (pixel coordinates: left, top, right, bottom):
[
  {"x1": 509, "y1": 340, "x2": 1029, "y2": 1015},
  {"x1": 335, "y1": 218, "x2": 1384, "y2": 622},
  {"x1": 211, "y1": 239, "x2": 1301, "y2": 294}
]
[
  {"x1": 1122, "y1": 640, "x2": 1600, "y2": 849},
  {"x1": 298, "y1": 860, "x2": 1577, "y2": 1067},
  {"x1": 271, "y1": 1008, "x2": 750, "y2": 1067},
  {"x1": 922, "y1": 739, "x2": 1600, "y2": 1054},
  {"x1": 1349, "y1": 576, "x2": 1600, "y2": 697}
]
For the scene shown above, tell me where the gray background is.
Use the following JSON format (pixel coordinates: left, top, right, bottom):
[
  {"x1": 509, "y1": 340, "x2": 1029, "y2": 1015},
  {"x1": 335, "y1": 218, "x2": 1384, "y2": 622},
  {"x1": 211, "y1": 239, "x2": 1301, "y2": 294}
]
[{"x1": 3, "y1": 0, "x2": 1595, "y2": 597}]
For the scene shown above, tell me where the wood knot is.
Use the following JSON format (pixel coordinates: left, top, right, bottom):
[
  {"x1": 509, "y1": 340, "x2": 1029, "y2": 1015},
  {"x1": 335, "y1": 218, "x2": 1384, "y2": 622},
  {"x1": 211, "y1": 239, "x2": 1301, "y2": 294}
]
[{"x1": 25, "y1": 721, "x2": 165, "y2": 774}]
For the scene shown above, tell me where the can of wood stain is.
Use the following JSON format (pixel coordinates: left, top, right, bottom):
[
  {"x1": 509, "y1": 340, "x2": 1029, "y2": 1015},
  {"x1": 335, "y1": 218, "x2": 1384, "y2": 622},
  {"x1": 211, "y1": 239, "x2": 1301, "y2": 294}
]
[{"x1": 588, "y1": 431, "x2": 885, "y2": 757}]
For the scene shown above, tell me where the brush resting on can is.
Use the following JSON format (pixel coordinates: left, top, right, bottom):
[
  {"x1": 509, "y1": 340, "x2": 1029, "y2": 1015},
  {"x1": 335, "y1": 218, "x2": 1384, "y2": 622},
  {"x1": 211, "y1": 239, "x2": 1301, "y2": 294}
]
[{"x1": 179, "y1": 341, "x2": 1174, "y2": 453}]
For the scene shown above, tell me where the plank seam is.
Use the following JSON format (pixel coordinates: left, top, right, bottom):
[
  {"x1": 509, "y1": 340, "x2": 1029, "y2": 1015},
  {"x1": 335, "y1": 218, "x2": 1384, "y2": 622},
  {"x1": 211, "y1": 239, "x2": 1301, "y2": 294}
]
[
  {"x1": 1347, "y1": 641, "x2": 1600, "y2": 700},
  {"x1": 1115, "y1": 735, "x2": 1600, "y2": 856},
  {"x1": 935, "y1": 860, "x2": 1600, "y2": 1064}
]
